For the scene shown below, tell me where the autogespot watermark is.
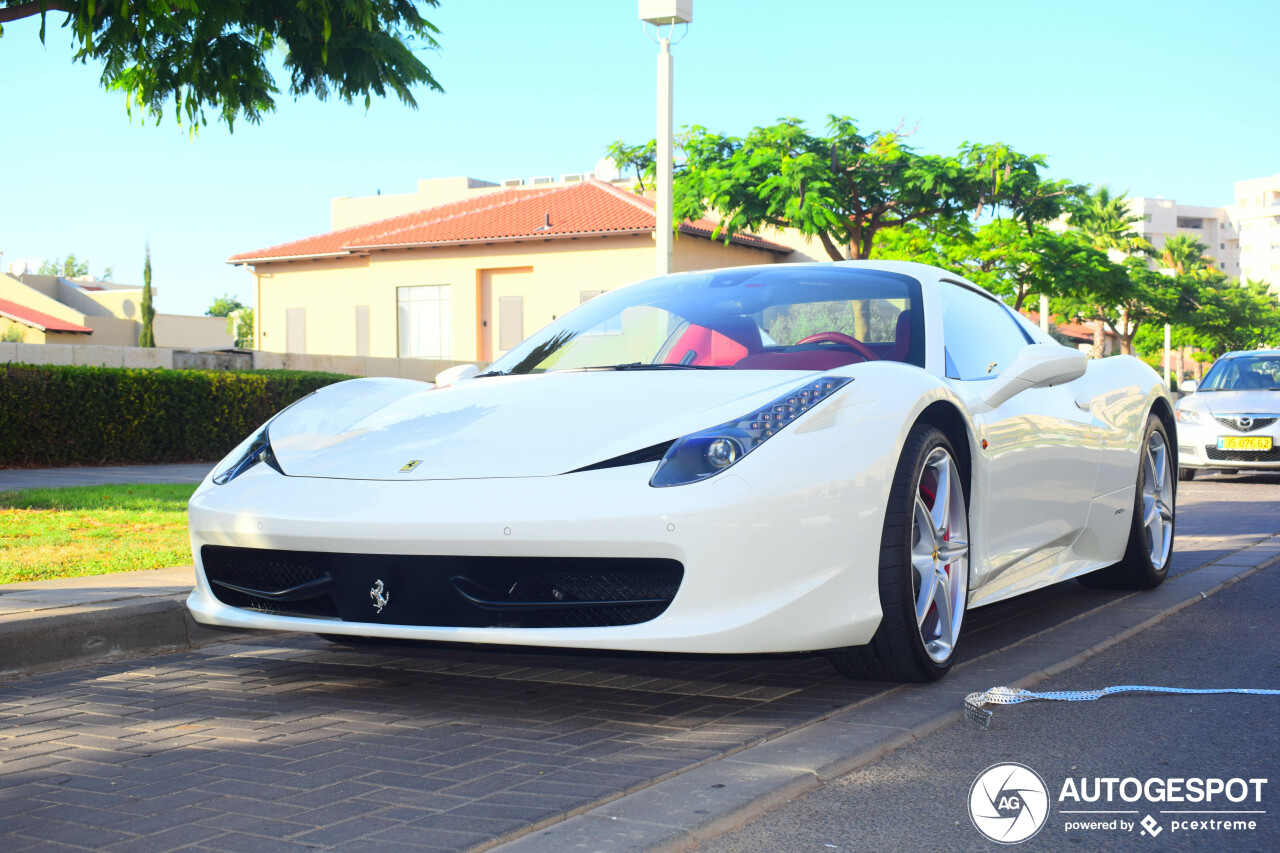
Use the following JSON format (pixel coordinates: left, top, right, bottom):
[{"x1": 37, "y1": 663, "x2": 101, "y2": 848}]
[{"x1": 968, "y1": 764, "x2": 1269, "y2": 844}]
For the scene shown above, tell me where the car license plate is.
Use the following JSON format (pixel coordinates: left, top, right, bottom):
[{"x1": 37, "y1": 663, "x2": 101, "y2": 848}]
[{"x1": 1217, "y1": 436, "x2": 1273, "y2": 451}]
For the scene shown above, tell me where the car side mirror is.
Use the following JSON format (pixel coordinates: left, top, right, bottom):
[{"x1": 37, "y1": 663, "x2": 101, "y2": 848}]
[
  {"x1": 433, "y1": 363, "x2": 479, "y2": 387},
  {"x1": 1179, "y1": 379, "x2": 1198, "y2": 394},
  {"x1": 979, "y1": 344, "x2": 1087, "y2": 410}
]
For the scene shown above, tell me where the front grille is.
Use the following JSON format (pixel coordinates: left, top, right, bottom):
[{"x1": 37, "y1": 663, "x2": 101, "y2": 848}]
[
  {"x1": 1205, "y1": 444, "x2": 1280, "y2": 463},
  {"x1": 1213, "y1": 415, "x2": 1278, "y2": 432},
  {"x1": 203, "y1": 550, "x2": 339, "y2": 618},
  {"x1": 201, "y1": 546, "x2": 682, "y2": 629}
]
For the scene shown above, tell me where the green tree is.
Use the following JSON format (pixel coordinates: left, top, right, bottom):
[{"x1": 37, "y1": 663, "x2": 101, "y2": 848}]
[
  {"x1": 1155, "y1": 234, "x2": 1211, "y2": 274},
  {"x1": 673, "y1": 116, "x2": 985, "y2": 261},
  {"x1": 1182, "y1": 277, "x2": 1280, "y2": 357},
  {"x1": 0, "y1": 0, "x2": 443, "y2": 130},
  {"x1": 138, "y1": 243, "x2": 155, "y2": 348},
  {"x1": 1067, "y1": 185, "x2": 1149, "y2": 255},
  {"x1": 228, "y1": 308, "x2": 254, "y2": 348},
  {"x1": 1, "y1": 324, "x2": 26, "y2": 342},
  {"x1": 874, "y1": 219, "x2": 1107, "y2": 311},
  {"x1": 205, "y1": 294, "x2": 246, "y2": 317},
  {"x1": 605, "y1": 139, "x2": 657, "y2": 193},
  {"x1": 959, "y1": 142, "x2": 1085, "y2": 233},
  {"x1": 1058, "y1": 185, "x2": 1156, "y2": 356},
  {"x1": 37, "y1": 253, "x2": 90, "y2": 278}
]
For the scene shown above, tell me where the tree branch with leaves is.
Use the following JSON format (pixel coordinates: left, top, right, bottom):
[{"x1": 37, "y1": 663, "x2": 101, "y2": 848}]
[{"x1": 1, "y1": 0, "x2": 444, "y2": 131}]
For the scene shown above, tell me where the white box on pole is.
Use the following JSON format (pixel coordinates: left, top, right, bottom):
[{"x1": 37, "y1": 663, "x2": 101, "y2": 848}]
[{"x1": 639, "y1": 0, "x2": 692, "y2": 25}]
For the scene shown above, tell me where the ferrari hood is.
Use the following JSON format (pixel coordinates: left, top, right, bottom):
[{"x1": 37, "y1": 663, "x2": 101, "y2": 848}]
[
  {"x1": 267, "y1": 371, "x2": 832, "y2": 480},
  {"x1": 1192, "y1": 389, "x2": 1280, "y2": 415}
]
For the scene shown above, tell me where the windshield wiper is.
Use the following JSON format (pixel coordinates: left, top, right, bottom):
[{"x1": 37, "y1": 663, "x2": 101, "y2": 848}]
[
  {"x1": 475, "y1": 369, "x2": 507, "y2": 378},
  {"x1": 608, "y1": 362, "x2": 730, "y2": 371}
]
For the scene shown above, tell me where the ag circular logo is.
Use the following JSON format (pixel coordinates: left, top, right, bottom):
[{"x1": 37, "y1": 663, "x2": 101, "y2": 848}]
[{"x1": 969, "y1": 762, "x2": 1050, "y2": 844}]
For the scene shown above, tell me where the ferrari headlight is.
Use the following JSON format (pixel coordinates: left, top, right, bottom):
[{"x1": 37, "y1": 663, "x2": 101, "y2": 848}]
[
  {"x1": 1175, "y1": 408, "x2": 1201, "y2": 424},
  {"x1": 212, "y1": 425, "x2": 283, "y2": 485},
  {"x1": 650, "y1": 376, "x2": 852, "y2": 487}
]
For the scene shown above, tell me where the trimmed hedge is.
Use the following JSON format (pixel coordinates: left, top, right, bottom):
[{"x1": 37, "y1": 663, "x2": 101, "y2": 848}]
[{"x1": 1, "y1": 364, "x2": 351, "y2": 467}]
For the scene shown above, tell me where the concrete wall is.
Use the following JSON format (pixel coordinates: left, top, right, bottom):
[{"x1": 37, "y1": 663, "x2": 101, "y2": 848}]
[
  {"x1": 0, "y1": 342, "x2": 481, "y2": 382},
  {"x1": 154, "y1": 314, "x2": 234, "y2": 349}
]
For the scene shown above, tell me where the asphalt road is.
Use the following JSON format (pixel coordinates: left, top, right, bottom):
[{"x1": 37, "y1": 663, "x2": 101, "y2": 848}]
[
  {"x1": 696, "y1": 471, "x2": 1280, "y2": 853},
  {"x1": 0, "y1": 472, "x2": 1276, "y2": 852}
]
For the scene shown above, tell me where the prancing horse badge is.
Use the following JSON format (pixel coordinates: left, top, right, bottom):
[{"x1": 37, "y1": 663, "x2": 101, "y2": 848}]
[{"x1": 370, "y1": 580, "x2": 390, "y2": 613}]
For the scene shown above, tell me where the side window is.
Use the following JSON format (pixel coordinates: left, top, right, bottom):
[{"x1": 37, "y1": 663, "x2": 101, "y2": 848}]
[{"x1": 937, "y1": 283, "x2": 1030, "y2": 380}]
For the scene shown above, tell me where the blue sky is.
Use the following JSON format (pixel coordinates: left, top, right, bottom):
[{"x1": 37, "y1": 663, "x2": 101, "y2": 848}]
[{"x1": 2, "y1": 0, "x2": 1277, "y2": 316}]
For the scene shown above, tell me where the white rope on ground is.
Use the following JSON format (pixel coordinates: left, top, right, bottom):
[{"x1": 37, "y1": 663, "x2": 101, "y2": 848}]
[{"x1": 964, "y1": 685, "x2": 1280, "y2": 730}]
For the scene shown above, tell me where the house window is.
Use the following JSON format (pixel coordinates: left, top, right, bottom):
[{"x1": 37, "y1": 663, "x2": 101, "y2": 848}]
[
  {"x1": 355, "y1": 305, "x2": 370, "y2": 356},
  {"x1": 498, "y1": 295, "x2": 524, "y2": 351},
  {"x1": 397, "y1": 285, "x2": 451, "y2": 358},
  {"x1": 1176, "y1": 217, "x2": 1203, "y2": 229}
]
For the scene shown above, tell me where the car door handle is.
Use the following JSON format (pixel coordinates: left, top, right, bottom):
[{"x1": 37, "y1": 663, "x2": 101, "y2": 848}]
[{"x1": 1074, "y1": 395, "x2": 1093, "y2": 411}]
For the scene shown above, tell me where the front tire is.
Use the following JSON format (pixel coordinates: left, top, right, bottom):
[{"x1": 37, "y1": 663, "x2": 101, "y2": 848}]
[
  {"x1": 1178, "y1": 467, "x2": 1195, "y2": 481},
  {"x1": 1080, "y1": 416, "x2": 1175, "y2": 590},
  {"x1": 831, "y1": 425, "x2": 970, "y2": 682}
]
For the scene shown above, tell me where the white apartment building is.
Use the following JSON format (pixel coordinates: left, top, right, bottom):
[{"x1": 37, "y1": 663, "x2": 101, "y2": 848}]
[
  {"x1": 1127, "y1": 196, "x2": 1240, "y2": 277},
  {"x1": 1232, "y1": 174, "x2": 1280, "y2": 289},
  {"x1": 1127, "y1": 175, "x2": 1280, "y2": 292}
]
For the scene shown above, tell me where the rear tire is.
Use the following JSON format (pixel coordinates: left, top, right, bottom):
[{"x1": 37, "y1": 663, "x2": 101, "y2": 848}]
[
  {"x1": 830, "y1": 424, "x2": 969, "y2": 682},
  {"x1": 1080, "y1": 416, "x2": 1174, "y2": 590},
  {"x1": 1178, "y1": 467, "x2": 1195, "y2": 481}
]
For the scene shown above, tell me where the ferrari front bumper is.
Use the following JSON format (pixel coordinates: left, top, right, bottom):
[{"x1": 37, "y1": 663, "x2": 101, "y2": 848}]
[{"x1": 186, "y1": 455, "x2": 890, "y2": 655}]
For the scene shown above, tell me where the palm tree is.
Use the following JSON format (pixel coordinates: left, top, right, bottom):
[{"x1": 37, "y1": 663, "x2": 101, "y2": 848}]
[
  {"x1": 1156, "y1": 234, "x2": 1211, "y2": 275},
  {"x1": 1068, "y1": 185, "x2": 1148, "y2": 254},
  {"x1": 1066, "y1": 186, "x2": 1150, "y2": 356}
]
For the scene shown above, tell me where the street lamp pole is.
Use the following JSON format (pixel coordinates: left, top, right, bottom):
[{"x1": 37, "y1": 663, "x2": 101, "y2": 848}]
[
  {"x1": 640, "y1": 2, "x2": 692, "y2": 278},
  {"x1": 656, "y1": 36, "x2": 673, "y2": 277}
]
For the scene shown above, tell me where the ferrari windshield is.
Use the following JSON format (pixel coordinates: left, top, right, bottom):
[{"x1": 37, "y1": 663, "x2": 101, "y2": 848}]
[
  {"x1": 1200, "y1": 354, "x2": 1280, "y2": 391},
  {"x1": 484, "y1": 266, "x2": 924, "y2": 375}
]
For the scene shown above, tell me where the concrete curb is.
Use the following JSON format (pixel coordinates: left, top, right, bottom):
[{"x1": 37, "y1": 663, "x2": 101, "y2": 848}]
[
  {"x1": 485, "y1": 534, "x2": 1280, "y2": 853},
  {"x1": 0, "y1": 595, "x2": 254, "y2": 678}
]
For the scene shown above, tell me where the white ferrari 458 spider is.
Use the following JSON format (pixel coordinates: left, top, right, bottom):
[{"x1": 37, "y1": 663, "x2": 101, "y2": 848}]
[{"x1": 187, "y1": 261, "x2": 1178, "y2": 682}]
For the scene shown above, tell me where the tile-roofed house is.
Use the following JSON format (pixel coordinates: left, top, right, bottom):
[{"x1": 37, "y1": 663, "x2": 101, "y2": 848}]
[
  {"x1": 229, "y1": 180, "x2": 792, "y2": 263},
  {"x1": 0, "y1": 298, "x2": 93, "y2": 337},
  {"x1": 229, "y1": 177, "x2": 798, "y2": 363}
]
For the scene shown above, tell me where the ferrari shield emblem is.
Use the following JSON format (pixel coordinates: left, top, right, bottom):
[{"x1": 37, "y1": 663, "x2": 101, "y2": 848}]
[
  {"x1": 399, "y1": 460, "x2": 422, "y2": 473},
  {"x1": 369, "y1": 580, "x2": 390, "y2": 613}
]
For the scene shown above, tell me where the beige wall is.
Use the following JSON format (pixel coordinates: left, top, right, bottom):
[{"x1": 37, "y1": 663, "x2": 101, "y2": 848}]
[
  {"x1": 331, "y1": 177, "x2": 504, "y2": 230},
  {"x1": 254, "y1": 233, "x2": 779, "y2": 363},
  {"x1": 153, "y1": 314, "x2": 234, "y2": 349},
  {"x1": 82, "y1": 315, "x2": 139, "y2": 347},
  {"x1": 0, "y1": 275, "x2": 90, "y2": 326}
]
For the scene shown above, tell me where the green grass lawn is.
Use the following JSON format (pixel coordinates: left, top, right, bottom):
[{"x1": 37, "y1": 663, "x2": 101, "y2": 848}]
[{"x1": 0, "y1": 483, "x2": 197, "y2": 584}]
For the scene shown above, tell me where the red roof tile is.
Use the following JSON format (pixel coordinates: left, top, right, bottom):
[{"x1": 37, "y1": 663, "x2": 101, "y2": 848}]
[
  {"x1": 229, "y1": 180, "x2": 793, "y2": 263},
  {"x1": 1023, "y1": 311, "x2": 1101, "y2": 342},
  {"x1": 0, "y1": 299, "x2": 92, "y2": 334}
]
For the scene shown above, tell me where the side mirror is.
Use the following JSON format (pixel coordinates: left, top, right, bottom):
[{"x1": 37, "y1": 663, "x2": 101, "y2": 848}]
[
  {"x1": 980, "y1": 344, "x2": 1087, "y2": 410},
  {"x1": 433, "y1": 363, "x2": 479, "y2": 387},
  {"x1": 1179, "y1": 379, "x2": 1198, "y2": 394}
]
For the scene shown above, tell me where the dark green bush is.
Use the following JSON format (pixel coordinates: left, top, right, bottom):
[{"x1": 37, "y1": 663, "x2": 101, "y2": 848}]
[{"x1": 0, "y1": 365, "x2": 351, "y2": 467}]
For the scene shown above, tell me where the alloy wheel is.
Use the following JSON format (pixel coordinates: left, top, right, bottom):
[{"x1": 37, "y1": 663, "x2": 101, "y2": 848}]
[
  {"x1": 910, "y1": 447, "x2": 969, "y2": 664},
  {"x1": 1142, "y1": 431, "x2": 1174, "y2": 568}
]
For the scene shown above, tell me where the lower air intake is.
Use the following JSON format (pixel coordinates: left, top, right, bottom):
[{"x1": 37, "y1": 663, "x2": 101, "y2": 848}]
[{"x1": 201, "y1": 546, "x2": 682, "y2": 629}]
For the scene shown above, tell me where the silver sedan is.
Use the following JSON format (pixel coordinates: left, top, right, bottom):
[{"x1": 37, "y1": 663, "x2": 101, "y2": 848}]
[{"x1": 1174, "y1": 349, "x2": 1280, "y2": 479}]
